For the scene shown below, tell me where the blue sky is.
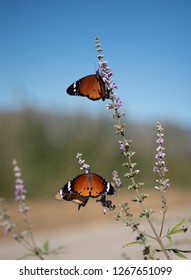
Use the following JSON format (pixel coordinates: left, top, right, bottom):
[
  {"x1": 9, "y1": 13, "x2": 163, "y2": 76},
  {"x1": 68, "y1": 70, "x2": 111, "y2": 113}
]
[{"x1": 0, "y1": 0, "x2": 191, "y2": 128}]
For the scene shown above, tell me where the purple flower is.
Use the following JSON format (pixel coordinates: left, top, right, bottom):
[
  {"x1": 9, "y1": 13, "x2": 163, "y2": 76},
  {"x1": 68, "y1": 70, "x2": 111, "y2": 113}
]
[
  {"x1": 15, "y1": 179, "x2": 26, "y2": 201},
  {"x1": 76, "y1": 153, "x2": 90, "y2": 172},
  {"x1": 18, "y1": 204, "x2": 29, "y2": 214},
  {"x1": 82, "y1": 163, "x2": 90, "y2": 172},
  {"x1": 95, "y1": 37, "x2": 126, "y2": 121},
  {"x1": 96, "y1": 195, "x2": 115, "y2": 211},
  {"x1": 156, "y1": 134, "x2": 164, "y2": 144},
  {"x1": 0, "y1": 198, "x2": 15, "y2": 235},
  {"x1": 98, "y1": 60, "x2": 118, "y2": 94},
  {"x1": 119, "y1": 139, "x2": 129, "y2": 154},
  {"x1": 12, "y1": 159, "x2": 29, "y2": 214},
  {"x1": 120, "y1": 143, "x2": 125, "y2": 152},
  {"x1": 153, "y1": 123, "x2": 170, "y2": 191},
  {"x1": 116, "y1": 96, "x2": 122, "y2": 108},
  {"x1": 112, "y1": 170, "x2": 122, "y2": 188},
  {"x1": 106, "y1": 103, "x2": 114, "y2": 110}
]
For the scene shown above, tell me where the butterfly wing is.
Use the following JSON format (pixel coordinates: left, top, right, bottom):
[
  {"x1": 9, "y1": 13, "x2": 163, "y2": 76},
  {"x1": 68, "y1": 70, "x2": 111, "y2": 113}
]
[
  {"x1": 66, "y1": 74, "x2": 108, "y2": 101},
  {"x1": 63, "y1": 172, "x2": 115, "y2": 198},
  {"x1": 91, "y1": 173, "x2": 115, "y2": 196},
  {"x1": 54, "y1": 190, "x2": 89, "y2": 210},
  {"x1": 66, "y1": 173, "x2": 94, "y2": 197}
]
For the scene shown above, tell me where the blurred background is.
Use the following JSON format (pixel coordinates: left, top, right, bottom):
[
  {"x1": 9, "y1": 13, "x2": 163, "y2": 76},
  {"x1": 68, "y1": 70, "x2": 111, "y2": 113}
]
[{"x1": 0, "y1": 0, "x2": 191, "y2": 259}]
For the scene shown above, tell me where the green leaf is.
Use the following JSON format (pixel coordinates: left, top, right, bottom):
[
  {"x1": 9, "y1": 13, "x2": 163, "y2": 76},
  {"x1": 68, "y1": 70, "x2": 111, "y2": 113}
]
[
  {"x1": 123, "y1": 241, "x2": 142, "y2": 248},
  {"x1": 172, "y1": 249, "x2": 187, "y2": 259},
  {"x1": 43, "y1": 240, "x2": 49, "y2": 253},
  {"x1": 166, "y1": 235, "x2": 172, "y2": 247},
  {"x1": 167, "y1": 219, "x2": 185, "y2": 236}
]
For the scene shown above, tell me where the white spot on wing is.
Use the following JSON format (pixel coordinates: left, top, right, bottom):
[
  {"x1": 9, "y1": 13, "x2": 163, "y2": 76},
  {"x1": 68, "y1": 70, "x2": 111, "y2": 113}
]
[
  {"x1": 67, "y1": 181, "x2": 72, "y2": 192},
  {"x1": 106, "y1": 181, "x2": 110, "y2": 193},
  {"x1": 60, "y1": 189, "x2": 63, "y2": 198}
]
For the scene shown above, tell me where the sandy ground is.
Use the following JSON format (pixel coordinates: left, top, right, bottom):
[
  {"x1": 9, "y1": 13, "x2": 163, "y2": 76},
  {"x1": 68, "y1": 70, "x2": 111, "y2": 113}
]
[{"x1": 0, "y1": 190, "x2": 191, "y2": 260}]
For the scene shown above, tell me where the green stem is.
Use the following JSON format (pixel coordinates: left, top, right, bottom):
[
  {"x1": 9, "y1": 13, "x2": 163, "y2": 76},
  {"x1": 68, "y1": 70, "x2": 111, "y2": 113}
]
[{"x1": 134, "y1": 186, "x2": 171, "y2": 260}]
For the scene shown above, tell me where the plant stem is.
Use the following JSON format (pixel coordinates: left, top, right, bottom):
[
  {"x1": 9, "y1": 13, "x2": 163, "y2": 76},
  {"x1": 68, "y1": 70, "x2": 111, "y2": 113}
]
[{"x1": 134, "y1": 186, "x2": 171, "y2": 259}]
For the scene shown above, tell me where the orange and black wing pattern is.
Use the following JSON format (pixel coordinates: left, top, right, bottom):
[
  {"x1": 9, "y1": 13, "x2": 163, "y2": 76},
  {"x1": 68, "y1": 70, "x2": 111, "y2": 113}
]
[
  {"x1": 66, "y1": 73, "x2": 109, "y2": 101},
  {"x1": 60, "y1": 171, "x2": 115, "y2": 198},
  {"x1": 54, "y1": 171, "x2": 115, "y2": 209}
]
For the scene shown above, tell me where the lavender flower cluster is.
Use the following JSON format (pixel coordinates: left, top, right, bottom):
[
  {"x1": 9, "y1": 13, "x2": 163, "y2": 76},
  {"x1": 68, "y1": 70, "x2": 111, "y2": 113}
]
[
  {"x1": 76, "y1": 153, "x2": 90, "y2": 173},
  {"x1": 153, "y1": 123, "x2": 170, "y2": 192},
  {"x1": 13, "y1": 159, "x2": 29, "y2": 214}
]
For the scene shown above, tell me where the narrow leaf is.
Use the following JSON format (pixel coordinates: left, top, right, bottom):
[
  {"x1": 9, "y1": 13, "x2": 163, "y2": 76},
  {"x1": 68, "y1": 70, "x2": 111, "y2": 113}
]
[
  {"x1": 123, "y1": 241, "x2": 142, "y2": 248},
  {"x1": 166, "y1": 235, "x2": 172, "y2": 247},
  {"x1": 167, "y1": 219, "x2": 185, "y2": 236},
  {"x1": 172, "y1": 250, "x2": 187, "y2": 259},
  {"x1": 43, "y1": 240, "x2": 49, "y2": 253}
]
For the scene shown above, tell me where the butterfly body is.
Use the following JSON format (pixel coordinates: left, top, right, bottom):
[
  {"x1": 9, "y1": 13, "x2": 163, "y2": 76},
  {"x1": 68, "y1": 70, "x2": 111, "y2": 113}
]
[{"x1": 66, "y1": 72, "x2": 109, "y2": 101}]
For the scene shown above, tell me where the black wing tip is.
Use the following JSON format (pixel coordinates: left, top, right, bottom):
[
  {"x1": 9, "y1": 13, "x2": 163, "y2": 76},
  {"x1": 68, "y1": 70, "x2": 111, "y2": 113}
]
[
  {"x1": 66, "y1": 85, "x2": 75, "y2": 95},
  {"x1": 107, "y1": 185, "x2": 116, "y2": 195}
]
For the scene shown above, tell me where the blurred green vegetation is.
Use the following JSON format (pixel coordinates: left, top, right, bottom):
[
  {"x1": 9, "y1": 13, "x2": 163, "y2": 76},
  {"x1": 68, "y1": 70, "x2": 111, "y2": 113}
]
[{"x1": 0, "y1": 109, "x2": 191, "y2": 199}]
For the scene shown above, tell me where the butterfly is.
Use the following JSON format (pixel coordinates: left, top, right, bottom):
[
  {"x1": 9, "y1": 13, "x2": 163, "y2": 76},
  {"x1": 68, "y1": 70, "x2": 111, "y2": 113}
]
[
  {"x1": 66, "y1": 71, "x2": 109, "y2": 101},
  {"x1": 54, "y1": 170, "x2": 115, "y2": 210}
]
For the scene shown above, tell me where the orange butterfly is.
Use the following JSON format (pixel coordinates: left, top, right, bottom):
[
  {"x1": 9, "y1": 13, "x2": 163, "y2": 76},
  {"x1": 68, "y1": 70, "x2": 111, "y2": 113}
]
[
  {"x1": 66, "y1": 72, "x2": 109, "y2": 101},
  {"x1": 54, "y1": 170, "x2": 115, "y2": 209}
]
